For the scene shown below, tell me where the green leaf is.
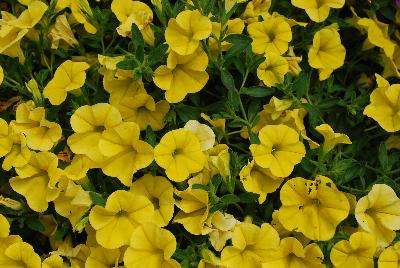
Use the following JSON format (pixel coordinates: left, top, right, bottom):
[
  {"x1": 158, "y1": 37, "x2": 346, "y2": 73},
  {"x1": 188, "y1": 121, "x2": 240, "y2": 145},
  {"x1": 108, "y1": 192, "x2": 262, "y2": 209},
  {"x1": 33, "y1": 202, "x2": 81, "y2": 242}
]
[
  {"x1": 224, "y1": 34, "x2": 251, "y2": 59},
  {"x1": 147, "y1": 43, "x2": 168, "y2": 66},
  {"x1": 25, "y1": 217, "x2": 45, "y2": 232},
  {"x1": 192, "y1": 184, "x2": 209, "y2": 191},
  {"x1": 238, "y1": 192, "x2": 259, "y2": 203},
  {"x1": 117, "y1": 58, "x2": 139, "y2": 70},
  {"x1": 249, "y1": 131, "x2": 260, "y2": 144},
  {"x1": 221, "y1": 69, "x2": 236, "y2": 91},
  {"x1": 378, "y1": 143, "x2": 390, "y2": 171},
  {"x1": 89, "y1": 192, "x2": 106, "y2": 207},
  {"x1": 145, "y1": 126, "x2": 157, "y2": 147},
  {"x1": 241, "y1": 86, "x2": 274, "y2": 97},
  {"x1": 220, "y1": 194, "x2": 240, "y2": 204},
  {"x1": 293, "y1": 73, "x2": 308, "y2": 98},
  {"x1": 131, "y1": 23, "x2": 145, "y2": 50}
]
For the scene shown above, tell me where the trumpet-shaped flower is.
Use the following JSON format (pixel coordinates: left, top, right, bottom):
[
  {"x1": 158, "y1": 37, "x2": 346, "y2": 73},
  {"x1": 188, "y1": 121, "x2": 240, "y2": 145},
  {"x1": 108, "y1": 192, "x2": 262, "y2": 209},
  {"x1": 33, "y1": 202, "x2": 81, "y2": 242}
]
[
  {"x1": 202, "y1": 211, "x2": 238, "y2": 251},
  {"x1": 10, "y1": 101, "x2": 62, "y2": 151},
  {"x1": 55, "y1": 0, "x2": 96, "y2": 34},
  {"x1": 278, "y1": 176, "x2": 350, "y2": 241},
  {"x1": 67, "y1": 103, "x2": 123, "y2": 163},
  {"x1": 0, "y1": 118, "x2": 13, "y2": 158},
  {"x1": 184, "y1": 120, "x2": 216, "y2": 151},
  {"x1": 315, "y1": 124, "x2": 352, "y2": 153},
  {"x1": 130, "y1": 174, "x2": 175, "y2": 227},
  {"x1": 9, "y1": 152, "x2": 61, "y2": 212},
  {"x1": 209, "y1": 19, "x2": 245, "y2": 52},
  {"x1": 291, "y1": 0, "x2": 345, "y2": 23},
  {"x1": 363, "y1": 75, "x2": 400, "y2": 132},
  {"x1": 262, "y1": 237, "x2": 325, "y2": 268},
  {"x1": 42, "y1": 254, "x2": 65, "y2": 268},
  {"x1": 206, "y1": 144, "x2": 231, "y2": 180},
  {"x1": 248, "y1": 17, "x2": 292, "y2": 55},
  {"x1": 154, "y1": 129, "x2": 206, "y2": 182},
  {"x1": 241, "y1": 0, "x2": 272, "y2": 23},
  {"x1": 239, "y1": 160, "x2": 284, "y2": 204},
  {"x1": 124, "y1": 224, "x2": 180, "y2": 268},
  {"x1": 110, "y1": 92, "x2": 170, "y2": 131},
  {"x1": 355, "y1": 184, "x2": 400, "y2": 249},
  {"x1": 98, "y1": 122, "x2": 154, "y2": 186},
  {"x1": 250, "y1": 124, "x2": 305, "y2": 177},
  {"x1": 173, "y1": 188, "x2": 209, "y2": 235},
  {"x1": 54, "y1": 178, "x2": 92, "y2": 228},
  {"x1": 85, "y1": 246, "x2": 122, "y2": 268},
  {"x1": 1, "y1": 131, "x2": 31, "y2": 171},
  {"x1": 89, "y1": 190, "x2": 153, "y2": 249},
  {"x1": 0, "y1": 241, "x2": 41, "y2": 268},
  {"x1": 0, "y1": 214, "x2": 9, "y2": 237},
  {"x1": 153, "y1": 48, "x2": 209, "y2": 103},
  {"x1": 308, "y1": 26, "x2": 346, "y2": 80},
  {"x1": 43, "y1": 60, "x2": 90, "y2": 105},
  {"x1": 378, "y1": 242, "x2": 400, "y2": 268},
  {"x1": 257, "y1": 54, "x2": 289, "y2": 87},
  {"x1": 165, "y1": 9, "x2": 212, "y2": 55},
  {"x1": 330, "y1": 232, "x2": 376, "y2": 268},
  {"x1": 111, "y1": 0, "x2": 155, "y2": 45},
  {"x1": 220, "y1": 223, "x2": 280, "y2": 268},
  {"x1": 49, "y1": 14, "x2": 79, "y2": 49}
]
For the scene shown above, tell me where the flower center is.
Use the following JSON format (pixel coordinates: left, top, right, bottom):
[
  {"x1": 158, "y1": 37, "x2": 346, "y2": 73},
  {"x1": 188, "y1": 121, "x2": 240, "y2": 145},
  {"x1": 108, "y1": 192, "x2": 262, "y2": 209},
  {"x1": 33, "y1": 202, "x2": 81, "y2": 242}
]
[
  {"x1": 150, "y1": 197, "x2": 160, "y2": 210},
  {"x1": 94, "y1": 125, "x2": 106, "y2": 132},
  {"x1": 116, "y1": 210, "x2": 128, "y2": 217}
]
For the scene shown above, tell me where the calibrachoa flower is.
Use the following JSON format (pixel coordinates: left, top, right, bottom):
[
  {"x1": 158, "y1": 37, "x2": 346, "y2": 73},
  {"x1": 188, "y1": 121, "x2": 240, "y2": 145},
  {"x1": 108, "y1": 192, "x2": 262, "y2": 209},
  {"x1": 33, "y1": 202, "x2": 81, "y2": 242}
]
[
  {"x1": 363, "y1": 74, "x2": 400, "y2": 132},
  {"x1": 257, "y1": 53, "x2": 289, "y2": 87},
  {"x1": 55, "y1": 0, "x2": 96, "y2": 34},
  {"x1": 355, "y1": 184, "x2": 400, "y2": 249},
  {"x1": 85, "y1": 246, "x2": 122, "y2": 268},
  {"x1": 130, "y1": 174, "x2": 175, "y2": 227},
  {"x1": 209, "y1": 19, "x2": 245, "y2": 52},
  {"x1": 315, "y1": 123, "x2": 352, "y2": 154},
  {"x1": 89, "y1": 190, "x2": 153, "y2": 249},
  {"x1": 330, "y1": 232, "x2": 377, "y2": 268},
  {"x1": 278, "y1": 176, "x2": 350, "y2": 241},
  {"x1": 378, "y1": 242, "x2": 400, "y2": 268},
  {"x1": 262, "y1": 237, "x2": 325, "y2": 268},
  {"x1": 43, "y1": 60, "x2": 90, "y2": 105},
  {"x1": 98, "y1": 121, "x2": 154, "y2": 186},
  {"x1": 0, "y1": 214, "x2": 9, "y2": 238},
  {"x1": 291, "y1": 0, "x2": 345, "y2": 23},
  {"x1": 220, "y1": 222, "x2": 280, "y2": 268},
  {"x1": 154, "y1": 129, "x2": 206, "y2": 182},
  {"x1": 248, "y1": 17, "x2": 292, "y2": 55},
  {"x1": 308, "y1": 25, "x2": 346, "y2": 80},
  {"x1": 153, "y1": 48, "x2": 209, "y2": 103},
  {"x1": 250, "y1": 124, "x2": 306, "y2": 177},
  {"x1": 123, "y1": 224, "x2": 181, "y2": 268},
  {"x1": 67, "y1": 103, "x2": 123, "y2": 163},
  {"x1": 0, "y1": 241, "x2": 42, "y2": 268},
  {"x1": 165, "y1": 9, "x2": 212, "y2": 55}
]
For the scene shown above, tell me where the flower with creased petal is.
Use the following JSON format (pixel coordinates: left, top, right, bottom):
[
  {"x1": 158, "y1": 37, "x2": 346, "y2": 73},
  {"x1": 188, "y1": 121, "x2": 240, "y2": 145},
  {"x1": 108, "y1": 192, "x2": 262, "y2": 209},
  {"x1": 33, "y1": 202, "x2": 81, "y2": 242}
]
[
  {"x1": 378, "y1": 242, "x2": 400, "y2": 268},
  {"x1": 49, "y1": 14, "x2": 79, "y2": 49},
  {"x1": 241, "y1": 0, "x2": 272, "y2": 23},
  {"x1": 154, "y1": 129, "x2": 206, "y2": 182},
  {"x1": 165, "y1": 9, "x2": 212, "y2": 55},
  {"x1": 0, "y1": 214, "x2": 9, "y2": 238},
  {"x1": 88, "y1": 190, "x2": 153, "y2": 249},
  {"x1": 291, "y1": 0, "x2": 345, "y2": 23},
  {"x1": 202, "y1": 211, "x2": 238, "y2": 251},
  {"x1": 315, "y1": 123, "x2": 352, "y2": 153},
  {"x1": 85, "y1": 246, "x2": 122, "y2": 268},
  {"x1": 42, "y1": 254, "x2": 65, "y2": 268},
  {"x1": 330, "y1": 232, "x2": 376, "y2": 268},
  {"x1": 355, "y1": 184, "x2": 400, "y2": 249},
  {"x1": 55, "y1": 0, "x2": 96, "y2": 34},
  {"x1": 257, "y1": 53, "x2": 289, "y2": 87},
  {"x1": 184, "y1": 120, "x2": 216, "y2": 151},
  {"x1": 0, "y1": 241, "x2": 41, "y2": 268}
]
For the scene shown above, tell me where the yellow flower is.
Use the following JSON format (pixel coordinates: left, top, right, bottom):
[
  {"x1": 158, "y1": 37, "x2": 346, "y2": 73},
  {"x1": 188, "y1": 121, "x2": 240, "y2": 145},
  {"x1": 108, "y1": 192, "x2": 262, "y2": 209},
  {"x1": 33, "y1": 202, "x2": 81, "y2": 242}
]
[
  {"x1": 291, "y1": 0, "x2": 345, "y2": 23},
  {"x1": 220, "y1": 223, "x2": 280, "y2": 268},
  {"x1": 10, "y1": 101, "x2": 62, "y2": 151},
  {"x1": 330, "y1": 232, "x2": 376, "y2": 268},
  {"x1": 54, "y1": 178, "x2": 92, "y2": 228},
  {"x1": 56, "y1": 0, "x2": 97, "y2": 34},
  {"x1": 285, "y1": 46, "x2": 302, "y2": 76},
  {"x1": 270, "y1": 210, "x2": 310, "y2": 245},
  {"x1": 262, "y1": 237, "x2": 325, "y2": 268},
  {"x1": 165, "y1": 9, "x2": 212, "y2": 55},
  {"x1": 43, "y1": 60, "x2": 90, "y2": 105},
  {"x1": 239, "y1": 160, "x2": 284, "y2": 204},
  {"x1": 0, "y1": 65, "x2": 3, "y2": 86},
  {"x1": 308, "y1": 26, "x2": 346, "y2": 80},
  {"x1": 257, "y1": 54, "x2": 289, "y2": 87},
  {"x1": 25, "y1": 78, "x2": 43, "y2": 105},
  {"x1": 184, "y1": 120, "x2": 216, "y2": 151},
  {"x1": 209, "y1": 19, "x2": 245, "y2": 52},
  {"x1": 355, "y1": 184, "x2": 400, "y2": 249},
  {"x1": 98, "y1": 54, "x2": 128, "y2": 80},
  {"x1": 248, "y1": 17, "x2": 292, "y2": 55},
  {"x1": 201, "y1": 113, "x2": 226, "y2": 133},
  {"x1": 89, "y1": 190, "x2": 153, "y2": 249},
  {"x1": 110, "y1": 92, "x2": 170, "y2": 131},
  {"x1": 315, "y1": 123, "x2": 352, "y2": 153},
  {"x1": 154, "y1": 129, "x2": 206, "y2": 182},
  {"x1": 0, "y1": 241, "x2": 41, "y2": 268},
  {"x1": 250, "y1": 124, "x2": 305, "y2": 177},
  {"x1": 1, "y1": 131, "x2": 31, "y2": 171},
  {"x1": 278, "y1": 176, "x2": 350, "y2": 241},
  {"x1": 0, "y1": 214, "x2": 9, "y2": 238},
  {"x1": 85, "y1": 246, "x2": 122, "y2": 268},
  {"x1": 98, "y1": 122, "x2": 154, "y2": 186},
  {"x1": 49, "y1": 14, "x2": 79, "y2": 49},
  {"x1": 124, "y1": 224, "x2": 180, "y2": 268},
  {"x1": 202, "y1": 211, "x2": 238, "y2": 251},
  {"x1": 173, "y1": 188, "x2": 209, "y2": 235},
  {"x1": 9, "y1": 152, "x2": 61, "y2": 212},
  {"x1": 241, "y1": 0, "x2": 272, "y2": 23},
  {"x1": 0, "y1": 118, "x2": 13, "y2": 158},
  {"x1": 42, "y1": 254, "x2": 65, "y2": 268},
  {"x1": 206, "y1": 144, "x2": 231, "y2": 180},
  {"x1": 111, "y1": 0, "x2": 155, "y2": 45},
  {"x1": 153, "y1": 48, "x2": 209, "y2": 103},
  {"x1": 363, "y1": 74, "x2": 400, "y2": 132},
  {"x1": 225, "y1": 0, "x2": 247, "y2": 12},
  {"x1": 130, "y1": 174, "x2": 175, "y2": 227},
  {"x1": 0, "y1": 1, "x2": 48, "y2": 63},
  {"x1": 378, "y1": 242, "x2": 400, "y2": 268},
  {"x1": 67, "y1": 103, "x2": 123, "y2": 163},
  {"x1": 63, "y1": 154, "x2": 96, "y2": 181},
  {"x1": 198, "y1": 249, "x2": 224, "y2": 268}
]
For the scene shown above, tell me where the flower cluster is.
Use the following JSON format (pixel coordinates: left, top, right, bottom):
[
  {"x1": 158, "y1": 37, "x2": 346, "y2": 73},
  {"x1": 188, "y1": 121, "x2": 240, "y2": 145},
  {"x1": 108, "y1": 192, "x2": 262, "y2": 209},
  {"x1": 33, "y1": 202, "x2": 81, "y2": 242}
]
[{"x1": 0, "y1": 0, "x2": 399, "y2": 267}]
